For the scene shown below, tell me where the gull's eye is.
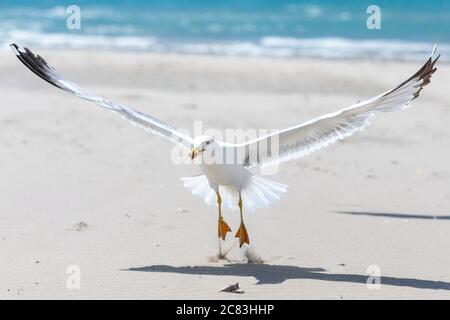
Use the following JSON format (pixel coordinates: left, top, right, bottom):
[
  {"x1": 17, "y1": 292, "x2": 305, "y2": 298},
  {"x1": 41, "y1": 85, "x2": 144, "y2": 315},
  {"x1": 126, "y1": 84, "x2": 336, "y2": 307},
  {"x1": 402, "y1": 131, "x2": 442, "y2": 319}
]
[{"x1": 206, "y1": 141, "x2": 211, "y2": 145}]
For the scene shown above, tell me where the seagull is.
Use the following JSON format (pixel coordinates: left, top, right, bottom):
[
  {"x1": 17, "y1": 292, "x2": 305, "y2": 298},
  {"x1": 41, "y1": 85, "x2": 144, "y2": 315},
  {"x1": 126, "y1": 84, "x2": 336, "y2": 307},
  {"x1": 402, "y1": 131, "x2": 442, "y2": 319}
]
[{"x1": 10, "y1": 44, "x2": 439, "y2": 252}]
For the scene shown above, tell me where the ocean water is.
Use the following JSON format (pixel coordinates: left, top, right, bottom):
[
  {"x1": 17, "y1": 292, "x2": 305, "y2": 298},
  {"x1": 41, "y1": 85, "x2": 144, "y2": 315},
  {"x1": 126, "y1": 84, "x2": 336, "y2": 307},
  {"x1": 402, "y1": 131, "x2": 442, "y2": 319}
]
[{"x1": 1, "y1": 0, "x2": 449, "y2": 60}]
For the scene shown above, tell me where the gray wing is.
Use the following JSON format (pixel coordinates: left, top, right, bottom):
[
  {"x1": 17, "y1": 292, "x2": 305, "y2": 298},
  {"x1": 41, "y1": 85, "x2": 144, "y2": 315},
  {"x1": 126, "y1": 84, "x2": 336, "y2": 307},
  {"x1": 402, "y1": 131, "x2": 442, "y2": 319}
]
[
  {"x1": 10, "y1": 44, "x2": 194, "y2": 149},
  {"x1": 236, "y1": 45, "x2": 440, "y2": 167}
]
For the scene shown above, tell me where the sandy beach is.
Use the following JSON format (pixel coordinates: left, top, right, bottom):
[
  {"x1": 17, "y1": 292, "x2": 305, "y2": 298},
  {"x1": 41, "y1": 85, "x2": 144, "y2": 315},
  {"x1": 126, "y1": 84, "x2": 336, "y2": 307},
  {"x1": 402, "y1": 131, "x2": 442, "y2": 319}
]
[{"x1": 0, "y1": 50, "x2": 449, "y2": 299}]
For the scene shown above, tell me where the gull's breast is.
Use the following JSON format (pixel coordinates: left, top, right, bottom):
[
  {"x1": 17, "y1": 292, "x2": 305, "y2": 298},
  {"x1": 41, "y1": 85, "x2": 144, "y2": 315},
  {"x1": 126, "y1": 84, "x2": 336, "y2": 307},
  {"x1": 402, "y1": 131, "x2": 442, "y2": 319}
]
[{"x1": 200, "y1": 163, "x2": 251, "y2": 190}]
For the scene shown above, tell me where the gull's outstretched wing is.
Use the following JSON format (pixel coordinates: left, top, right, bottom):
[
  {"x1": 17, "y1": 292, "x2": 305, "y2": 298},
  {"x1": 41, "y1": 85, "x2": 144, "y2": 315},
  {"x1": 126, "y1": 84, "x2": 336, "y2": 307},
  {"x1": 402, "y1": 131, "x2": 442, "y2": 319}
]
[
  {"x1": 234, "y1": 46, "x2": 440, "y2": 167},
  {"x1": 10, "y1": 44, "x2": 194, "y2": 149}
]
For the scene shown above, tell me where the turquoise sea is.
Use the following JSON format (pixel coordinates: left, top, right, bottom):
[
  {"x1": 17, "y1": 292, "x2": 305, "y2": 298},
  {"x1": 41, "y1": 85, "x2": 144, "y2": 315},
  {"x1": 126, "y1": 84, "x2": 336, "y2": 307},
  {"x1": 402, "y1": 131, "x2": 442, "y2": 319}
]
[{"x1": 1, "y1": 0, "x2": 449, "y2": 60}]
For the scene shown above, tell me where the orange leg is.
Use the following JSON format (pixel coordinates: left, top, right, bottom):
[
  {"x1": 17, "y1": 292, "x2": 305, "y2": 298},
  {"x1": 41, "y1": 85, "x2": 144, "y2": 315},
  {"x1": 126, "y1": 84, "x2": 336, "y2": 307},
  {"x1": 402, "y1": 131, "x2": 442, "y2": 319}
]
[
  {"x1": 217, "y1": 191, "x2": 231, "y2": 241},
  {"x1": 235, "y1": 194, "x2": 250, "y2": 247}
]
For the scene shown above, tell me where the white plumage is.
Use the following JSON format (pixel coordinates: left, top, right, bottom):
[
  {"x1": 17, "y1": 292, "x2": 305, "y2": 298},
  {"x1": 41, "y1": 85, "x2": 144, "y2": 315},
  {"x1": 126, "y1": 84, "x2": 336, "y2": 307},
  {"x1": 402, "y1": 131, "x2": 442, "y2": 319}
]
[{"x1": 181, "y1": 172, "x2": 287, "y2": 212}]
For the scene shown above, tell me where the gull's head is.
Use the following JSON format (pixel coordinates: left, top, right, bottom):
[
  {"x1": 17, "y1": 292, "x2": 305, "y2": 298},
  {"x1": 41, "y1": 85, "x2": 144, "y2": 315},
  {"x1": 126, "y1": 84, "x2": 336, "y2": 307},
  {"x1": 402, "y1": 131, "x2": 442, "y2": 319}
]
[{"x1": 189, "y1": 135, "x2": 216, "y2": 160}]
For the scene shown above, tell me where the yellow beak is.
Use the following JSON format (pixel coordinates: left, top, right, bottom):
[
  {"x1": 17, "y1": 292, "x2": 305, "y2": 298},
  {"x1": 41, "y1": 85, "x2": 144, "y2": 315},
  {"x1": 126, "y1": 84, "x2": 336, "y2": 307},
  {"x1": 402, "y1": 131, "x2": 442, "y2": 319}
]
[{"x1": 189, "y1": 147, "x2": 200, "y2": 160}]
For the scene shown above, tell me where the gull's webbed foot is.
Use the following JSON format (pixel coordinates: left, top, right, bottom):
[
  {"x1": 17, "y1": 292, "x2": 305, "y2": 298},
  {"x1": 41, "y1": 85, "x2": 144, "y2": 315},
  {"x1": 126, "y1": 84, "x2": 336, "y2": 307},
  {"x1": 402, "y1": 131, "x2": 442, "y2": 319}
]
[
  {"x1": 218, "y1": 216, "x2": 231, "y2": 240},
  {"x1": 235, "y1": 222, "x2": 250, "y2": 247}
]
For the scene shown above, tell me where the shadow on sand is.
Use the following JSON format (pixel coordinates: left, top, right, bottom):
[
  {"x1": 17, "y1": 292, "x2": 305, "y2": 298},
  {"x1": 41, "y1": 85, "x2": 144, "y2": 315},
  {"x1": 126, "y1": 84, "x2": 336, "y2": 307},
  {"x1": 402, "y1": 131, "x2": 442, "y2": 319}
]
[
  {"x1": 127, "y1": 264, "x2": 450, "y2": 290},
  {"x1": 335, "y1": 211, "x2": 450, "y2": 220}
]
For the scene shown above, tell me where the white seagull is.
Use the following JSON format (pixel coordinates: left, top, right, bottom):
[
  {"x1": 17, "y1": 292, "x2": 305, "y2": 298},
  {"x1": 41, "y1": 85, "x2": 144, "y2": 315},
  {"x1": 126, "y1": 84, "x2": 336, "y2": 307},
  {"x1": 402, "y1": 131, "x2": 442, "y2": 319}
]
[{"x1": 11, "y1": 44, "x2": 439, "y2": 250}]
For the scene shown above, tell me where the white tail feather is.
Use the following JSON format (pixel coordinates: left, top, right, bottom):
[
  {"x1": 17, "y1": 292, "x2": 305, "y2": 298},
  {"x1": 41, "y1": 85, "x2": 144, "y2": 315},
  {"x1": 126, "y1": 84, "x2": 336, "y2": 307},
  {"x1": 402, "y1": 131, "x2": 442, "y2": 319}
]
[{"x1": 181, "y1": 175, "x2": 287, "y2": 212}]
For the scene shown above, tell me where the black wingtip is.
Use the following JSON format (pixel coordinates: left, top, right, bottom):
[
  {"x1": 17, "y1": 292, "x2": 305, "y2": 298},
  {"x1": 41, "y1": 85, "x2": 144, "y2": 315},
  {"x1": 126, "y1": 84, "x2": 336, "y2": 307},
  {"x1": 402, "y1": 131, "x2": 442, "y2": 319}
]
[
  {"x1": 10, "y1": 43, "x2": 20, "y2": 55},
  {"x1": 9, "y1": 43, "x2": 68, "y2": 91}
]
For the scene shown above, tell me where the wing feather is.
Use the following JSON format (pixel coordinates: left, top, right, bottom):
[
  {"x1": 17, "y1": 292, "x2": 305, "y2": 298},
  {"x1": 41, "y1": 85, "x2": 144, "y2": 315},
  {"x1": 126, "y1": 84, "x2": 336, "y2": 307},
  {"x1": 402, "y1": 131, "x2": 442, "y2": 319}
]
[
  {"x1": 236, "y1": 46, "x2": 439, "y2": 167},
  {"x1": 10, "y1": 44, "x2": 194, "y2": 149}
]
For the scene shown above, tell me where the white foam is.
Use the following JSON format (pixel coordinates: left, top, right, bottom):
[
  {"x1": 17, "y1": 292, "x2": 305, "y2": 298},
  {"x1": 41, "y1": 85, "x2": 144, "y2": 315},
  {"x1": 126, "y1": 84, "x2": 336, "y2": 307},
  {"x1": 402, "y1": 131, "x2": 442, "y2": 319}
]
[
  {"x1": 1, "y1": 30, "x2": 448, "y2": 62},
  {"x1": 259, "y1": 36, "x2": 449, "y2": 61},
  {"x1": 1, "y1": 30, "x2": 158, "y2": 51}
]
